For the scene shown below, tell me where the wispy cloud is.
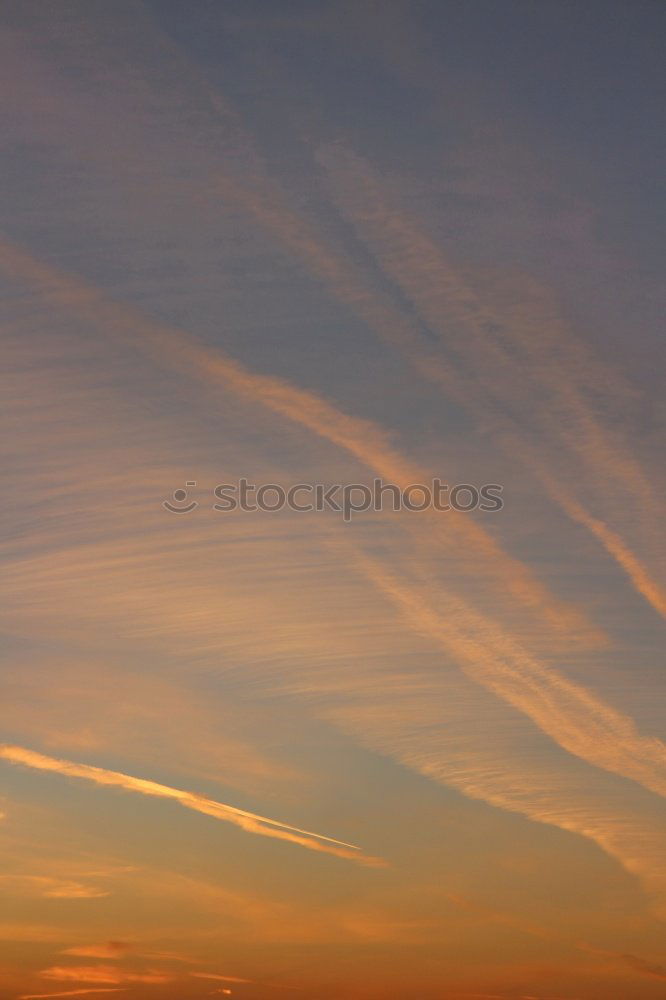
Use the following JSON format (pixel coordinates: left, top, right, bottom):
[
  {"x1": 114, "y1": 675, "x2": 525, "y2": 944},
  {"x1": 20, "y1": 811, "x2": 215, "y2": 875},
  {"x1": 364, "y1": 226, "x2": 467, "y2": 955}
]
[
  {"x1": 206, "y1": 183, "x2": 605, "y2": 648},
  {"x1": 0, "y1": 236, "x2": 605, "y2": 652},
  {"x1": 0, "y1": 875, "x2": 109, "y2": 900},
  {"x1": 59, "y1": 942, "x2": 193, "y2": 964},
  {"x1": 316, "y1": 143, "x2": 665, "y2": 618},
  {"x1": 0, "y1": 744, "x2": 378, "y2": 864},
  {"x1": 38, "y1": 966, "x2": 170, "y2": 984},
  {"x1": 191, "y1": 972, "x2": 254, "y2": 984},
  {"x1": 355, "y1": 555, "x2": 666, "y2": 799},
  {"x1": 323, "y1": 680, "x2": 666, "y2": 911},
  {"x1": 298, "y1": 557, "x2": 666, "y2": 906},
  {"x1": 60, "y1": 944, "x2": 131, "y2": 960},
  {"x1": 2, "y1": 238, "x2": 663, "y2": 896},
  {"x1": 19, "y1": 991, "x2": 126, "y2": 1000},
  {"x1": 1, "y1": 9, "x2": 663, "y2": 996}
]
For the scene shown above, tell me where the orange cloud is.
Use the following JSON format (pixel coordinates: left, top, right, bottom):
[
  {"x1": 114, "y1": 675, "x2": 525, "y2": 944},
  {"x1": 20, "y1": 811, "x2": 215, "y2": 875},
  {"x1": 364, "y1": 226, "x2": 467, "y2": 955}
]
[
  {"x1": 316, "y1": 143, "x2": 665, "y2": 618},
  {"x1": 0, "y1": 875, "x2": 109, "y2": 900},
  {"x1": 0, "y1": 235, "x2": 603, "y2": 648},
  {"x1": 0, "y1": 744, "x2": 380, "y2": 865},
  {"x1": 19, "y1": 991, "x2": 126, "y2": 1000},
  {"x1": 356, "y1": 556, "x2": 666, "y2": 800},
  {"x1": 39, "y1": 966, "x2": 171, "y2": 984},
  {"x1": 60, "y1": 944, "x2": 131, "y2": 960},
  {"x1": 191, "y1": 972, "x2": 254, "y2": 984}
]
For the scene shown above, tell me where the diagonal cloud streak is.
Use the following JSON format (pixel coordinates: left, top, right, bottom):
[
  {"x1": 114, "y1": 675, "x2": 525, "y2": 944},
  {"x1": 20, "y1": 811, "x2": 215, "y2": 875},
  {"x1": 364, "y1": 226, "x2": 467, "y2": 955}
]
[
  {"x1": 353, "y1": 554, "x2": 666, "y2": 800},
  {"x1": 0, "y1": 744, "x2": 379, "y2": 864},
  {"x1": 3, "y1": 241, "x2": 666, "y2": 803},
  {"x1": 315, "y1": 143, "x2": 665, "y2": 618},
  {"x1": 19, "y1": 992, "x2": 126, "y2": 1000},
  {"x1": 0, "y1": 235, "x2": 603, "y2": 650}
]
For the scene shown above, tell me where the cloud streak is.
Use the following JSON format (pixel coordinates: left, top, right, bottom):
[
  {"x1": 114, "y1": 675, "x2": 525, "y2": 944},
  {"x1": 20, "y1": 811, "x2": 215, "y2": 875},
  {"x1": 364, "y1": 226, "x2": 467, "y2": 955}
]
[
  {"x1": 38, "y1": 966, "x2": 170, "y2": 984},
  {"x1": 191, "y1": 972, "x2": 254, "y2": 984},
  {"x1": 0, "y1": 744, "x2": 378, "y2": 864},
  {"x1": 60, "y1": 944, "x2": 131, "y2": 960},
  {"x1": 0, "y1": 875, "x2": 109, "y2": 900},
  {"x1": 355, "y1": 555, "x2": 666, "y2": 799},
  {"x1": 3, "y1": 239, "x2": 664, "y2": 864},
  {"x1": 316, "y1": 143, "x2": 665, "y2": 617},
  {"x1": 0, "y1": 235, "x2": 604, "y2": 653},
  {"x1": 19, "y1": 992, "x2": 125, "y2": 1000}
]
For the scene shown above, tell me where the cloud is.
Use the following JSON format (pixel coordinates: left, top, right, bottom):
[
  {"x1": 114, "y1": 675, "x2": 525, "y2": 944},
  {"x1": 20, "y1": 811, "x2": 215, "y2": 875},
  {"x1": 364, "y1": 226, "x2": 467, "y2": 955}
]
[
  {"x1": 2, "y1": 235, "x2": 663, "y2": 907},
  {"x1": 191, "y1": 968, "x2": 303, "y2": 991},
  {"x1": 0, "y1": 875, "x2": 109, "y2": 900},
  {"x1": 60, "y1": 944, "x2": 131, "y2": 960},
  {"x1": 325, "y1": 679, "x2": 666, "y2": 911},
  {"x1": 0, "y1": 639, "x2": 304, "y2": 795},
  {"x1": 19, "y1": 991, "x2": 126, "y2": 1000},
  {"x1": 39, "y1": 966, "x2": 171, "y2": 984},
  {"x1": 59, "y1": 942, "x2": 195, "y2": 965},
  {"x1": 0, "y1": 744, "x2": 380, "y2": 865},
  {"x1": 0, "y1": 235, "x2": 604, "y2": 651},
  {"x1": 207, "y1": 181, "x2": 608, "y2": 650},
  {"x1": 355, "y1": 555, "x2": 666, "y2": 800},
  {"x1": 316, "y1": 142, "x2": 665, "y2": 618},
  {"x1": 191, "y1": 972, "x2": 254, "y2": 984},
  {"x1": 0, "y1": 11, "x2": 662, "y2": 1000}
]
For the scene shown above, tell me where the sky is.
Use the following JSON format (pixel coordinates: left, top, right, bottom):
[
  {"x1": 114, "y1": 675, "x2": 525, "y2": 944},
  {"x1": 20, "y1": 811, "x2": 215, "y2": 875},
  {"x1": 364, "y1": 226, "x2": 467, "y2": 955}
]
[{"x1": 0, "y1": 1, "x2": 664, "y2": 998}]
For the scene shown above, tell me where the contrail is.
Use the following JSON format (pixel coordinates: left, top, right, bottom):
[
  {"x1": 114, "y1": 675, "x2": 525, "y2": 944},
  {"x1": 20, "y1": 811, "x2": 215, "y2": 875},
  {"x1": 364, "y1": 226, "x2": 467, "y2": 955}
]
[
  {"x1": 0, "y1": 236, "x2": 604, "y2": 649},
  {"x1": 19, "y1": 992, "x2": 126, "y2": 1000},
  {"x1": 0, "y1": 745, "x2": 376, "y2": 864},
  {"x1": 316, "y1": 143, "x2": 665, "y2": 617},
  {"x1": 5, "y1": 15, "x2": 660, "y2": 617},
  {"x1": 355, "y1": 554, "x2": 666, "y2": 800},
  {"x1": 4, "y1": 241, "x2": 663, "y2": 813}
]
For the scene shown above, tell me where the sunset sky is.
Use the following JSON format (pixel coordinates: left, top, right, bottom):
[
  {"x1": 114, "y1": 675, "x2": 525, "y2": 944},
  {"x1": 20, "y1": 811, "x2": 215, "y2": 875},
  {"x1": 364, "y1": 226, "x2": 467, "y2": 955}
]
[{"x1": 1, "y1": 2, "x2": 665, "y2": 998}]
